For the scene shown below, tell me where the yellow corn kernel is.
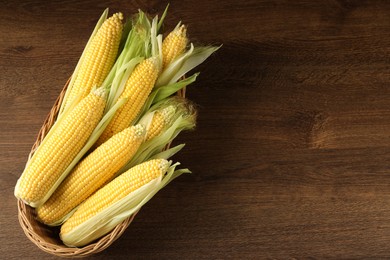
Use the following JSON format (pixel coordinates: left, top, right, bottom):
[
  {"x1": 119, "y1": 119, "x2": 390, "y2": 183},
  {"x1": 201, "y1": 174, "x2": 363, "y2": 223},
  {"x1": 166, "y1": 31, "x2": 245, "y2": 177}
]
[
  {"x1": 145, "y1": 105, "x2": 176, "y2": 141},
  {"x1": 96, "y1": 57, "x2": 160, "y2": 145},
  {"x1": 162, "y1": 24, "x2": 188, "y2": 69},
  {"x1": 36, "y1": 124, "x2": 146, "y2": 225},
  {"x1": 15, "y1": 88, "x2": 107, "y2": 207},
  {"x1": 60, "y1": 159, "x2": 169, "y2": 235},
  {"x1": 63, "y1": 13, "x2": 123, "y2": 111}
]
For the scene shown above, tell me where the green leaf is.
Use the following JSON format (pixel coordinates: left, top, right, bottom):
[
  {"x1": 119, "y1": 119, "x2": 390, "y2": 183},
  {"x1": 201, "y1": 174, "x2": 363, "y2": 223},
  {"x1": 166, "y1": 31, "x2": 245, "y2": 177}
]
[
  {"x1": 153, "y1": 73, "x2": 198, "y2": 103},
  {"x1": 157, "y1": 4, "x2": 169, "y2": 32},
  {"x1": 156, "y1": 45, "x2": 221, "y2": 87},
  {"x1": 120, "y1": 111, "x2": 196, "y2": 175},
  {"x1": 134, "y1": 73, "x2": 198, "y2": 123}
]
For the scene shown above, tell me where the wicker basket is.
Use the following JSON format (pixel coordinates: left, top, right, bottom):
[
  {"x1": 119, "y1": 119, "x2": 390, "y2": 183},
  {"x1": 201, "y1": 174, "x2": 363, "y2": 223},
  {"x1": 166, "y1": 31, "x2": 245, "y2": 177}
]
[{"x1": 17, "y1": 78, "x2": 186, "y2": 257}]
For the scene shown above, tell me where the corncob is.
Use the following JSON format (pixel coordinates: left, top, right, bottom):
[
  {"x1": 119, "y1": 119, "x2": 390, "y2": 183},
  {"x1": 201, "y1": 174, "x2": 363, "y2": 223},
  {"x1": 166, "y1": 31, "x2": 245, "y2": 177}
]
[
  {"x1": 145, "y1": 105, "x2": 176, "y2": 141},
  {"x1": 162, "y1": 24, "x2": 188, "y2": 69},
  {"x1": 60, "y1": 159, "x2": 169, "y2": 238},
  {"x1": 62, "y1": 12, "x2": 123, "y2": 112},
  {"x1": 36, "y1": 124, "x2": 146, "y2": 226},
  {"x1": 15, "y1": 88, "x2": 107, "y2": 207},
  {"x1": 96, "y1": 56, "x2": 161, "y2": 145}
]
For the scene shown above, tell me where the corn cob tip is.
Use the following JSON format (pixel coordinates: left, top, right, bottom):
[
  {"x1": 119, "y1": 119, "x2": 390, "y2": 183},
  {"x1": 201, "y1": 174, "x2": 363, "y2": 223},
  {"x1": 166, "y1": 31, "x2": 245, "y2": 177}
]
[
  {"x1": 162, "y1": 24, "x2": 188, "y2": 69},
  {"x1": 159, "y1": 159, "x2": 170, "y2": 173},
  {"x1": 92, "y1": 87, "x2": 108, "y2": 99},
  {"x1": 176, "y1": 24, "x2": 187, "y2": 36},
  {"x1": 134, "y1": 124, "x2": 146, "y2": 137},
  {"x1": 114, "y1": 12, "x2": 124, "y2": 21},
  {"x1": 153, "y1": 159, "x2": 171, "y2": 176},
  {"x1": 107, "y1": 12, "x2": 123, "y2": 23},
  {"x1": 148, "y1": 56, "x2": 162, "y2": 74}
]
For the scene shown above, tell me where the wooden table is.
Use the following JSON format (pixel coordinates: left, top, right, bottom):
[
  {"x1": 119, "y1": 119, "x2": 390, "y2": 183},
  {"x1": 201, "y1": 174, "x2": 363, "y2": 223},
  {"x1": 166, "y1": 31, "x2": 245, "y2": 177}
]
[{"x1": 1, "y1": 0, "x2": 389, "y2": 258}]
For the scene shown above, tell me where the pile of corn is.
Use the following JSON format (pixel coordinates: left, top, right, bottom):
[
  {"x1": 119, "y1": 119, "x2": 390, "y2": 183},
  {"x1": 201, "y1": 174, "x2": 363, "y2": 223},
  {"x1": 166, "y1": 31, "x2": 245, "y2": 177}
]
[{"x1": 14, "y1": 6, "x2": 219, "y2": 247}]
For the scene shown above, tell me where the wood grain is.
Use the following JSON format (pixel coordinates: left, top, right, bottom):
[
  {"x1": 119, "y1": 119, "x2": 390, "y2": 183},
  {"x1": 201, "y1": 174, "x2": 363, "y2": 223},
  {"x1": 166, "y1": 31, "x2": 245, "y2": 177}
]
[{"x1": 1, "y1": 0, "x2": 389, "y2": 258}]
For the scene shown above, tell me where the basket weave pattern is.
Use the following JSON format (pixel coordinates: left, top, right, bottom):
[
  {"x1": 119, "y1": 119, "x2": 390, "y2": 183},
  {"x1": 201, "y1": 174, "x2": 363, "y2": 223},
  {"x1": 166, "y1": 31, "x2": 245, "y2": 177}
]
[{"x1": 17, "y1": 79, "x2": 185, "y2": 257}]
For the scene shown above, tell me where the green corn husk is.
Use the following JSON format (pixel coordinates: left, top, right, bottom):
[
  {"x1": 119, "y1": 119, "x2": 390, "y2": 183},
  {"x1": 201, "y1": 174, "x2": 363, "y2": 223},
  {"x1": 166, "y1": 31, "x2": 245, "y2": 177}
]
[
  {"x1": 131, "y1": 43, "x2": 220, "y2": 124},
  {"x1": 134, "y1": 73, "x2": 199, "y2": 123},
  {"x1": 138, "y1": 96, "x2": 196, "y2": 136},
  {"x1": 118, "y1": 97, "x2": 197, "y2": 175},
  {"x1": 60, "y1": 160, "x2": 190, "y2": 247},
  {"x1": 157, "y1": 4, "x2": 169, "y2": 32},
  {"x1": 156, "y1": 44, "x2": 221, "y2": 87}
]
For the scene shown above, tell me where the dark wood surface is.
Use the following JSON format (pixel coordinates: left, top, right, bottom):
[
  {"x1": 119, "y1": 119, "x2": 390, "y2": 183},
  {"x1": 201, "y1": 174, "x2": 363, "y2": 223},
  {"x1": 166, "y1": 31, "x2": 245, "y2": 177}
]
[{"x1": 1, "y1": 0, "x2": 389, "y2": 258}]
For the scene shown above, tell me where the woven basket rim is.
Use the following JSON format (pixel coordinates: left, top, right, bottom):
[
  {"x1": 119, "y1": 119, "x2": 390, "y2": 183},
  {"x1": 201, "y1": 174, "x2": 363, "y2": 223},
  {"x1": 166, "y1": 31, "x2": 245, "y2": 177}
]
[{"x1": 17, "y1": 78, "x2": 186, "y2": 257}]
